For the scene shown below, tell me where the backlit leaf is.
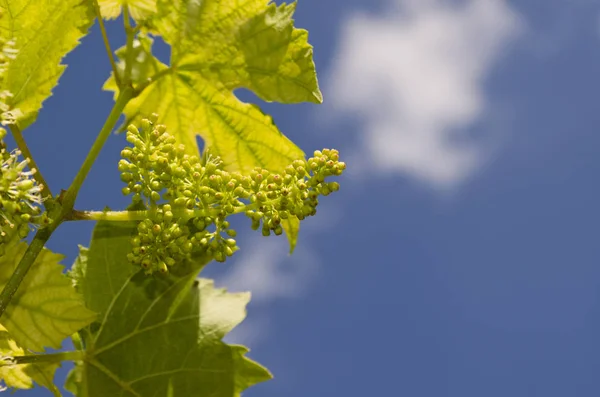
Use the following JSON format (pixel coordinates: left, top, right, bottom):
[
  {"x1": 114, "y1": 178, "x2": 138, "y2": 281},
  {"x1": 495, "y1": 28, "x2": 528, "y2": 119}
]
[
  {"x1": 0, "y1": 242, "x2": 97, "y2": 352},
  {"x1": 0, "y1": 325, "x2": 60, "y2": 396},
  {"x1": 72, "y1": 221, "x2": 271, "y2": 396},
  {"x1": 105, "y1": 1, "x2": 321, "y2": 174},
  {"x1": 98, "y1": 0, "x2": 157, "y2": 20},
  {"x1": 0, "y1": 0, "x2": 93, "y2": 129}
]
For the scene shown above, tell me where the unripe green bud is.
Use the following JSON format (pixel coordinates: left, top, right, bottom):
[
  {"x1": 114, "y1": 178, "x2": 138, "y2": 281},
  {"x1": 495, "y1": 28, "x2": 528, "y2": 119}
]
[
  {"x1": 214, "y1": 251, "x2": 225, "y2": 263},
  {"x1": 17, "y1": 180, "x2": 34, "y2": 191},
  {"x1": 127, "y1": 125, "x2": 140, "y2": 135},
  {"x1": 121, "y1": 173, "x2": 133, "y2": 182},
  {"x1": 158, "y1": 262, "x2": 168, "y2": 274},
  {"x1": 328, "y1": 182, "x2": 340, "y2": 192},
  {"x1": 18, "y1": 224, "x2": 29, "y2": 238},
  {"x1": 141, "y1": 258, "x2": 151, "y2": 269},
  {"x1": 150, "y1": 191, "x2": 161, "y2": 202},
  {"x1": 174, "y1": 197, "x2": 186, "y2": 207},
  {"x1": 226, "y1": 229, "x2": 237, "y2": 237},
  {"x1": 118, "y1": 159, "x2": 130, "y2": 172}
]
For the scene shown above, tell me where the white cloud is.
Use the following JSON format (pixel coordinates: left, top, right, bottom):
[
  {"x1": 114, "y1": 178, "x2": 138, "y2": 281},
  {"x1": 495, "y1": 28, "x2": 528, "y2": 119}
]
[
  {"x1": 220, "y1": 236, "x2": 320, "y2": 304},
  {"x1": 325, "y1": 0, "x2": 523, "y2": 188},
  {"x1": 216, "y1": 233, "x2": 321, "y2": 345}
]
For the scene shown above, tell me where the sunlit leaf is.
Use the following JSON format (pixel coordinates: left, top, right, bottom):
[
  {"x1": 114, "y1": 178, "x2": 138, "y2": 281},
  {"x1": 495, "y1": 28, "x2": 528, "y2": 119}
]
[
  {"x1": 0, "y1": 0, "x2": 93, "y2": 129},
  {"x1": 98, "y1": 0, "x2": 157, "y2": 20},
  {"x1": 0, "y1": 324, "x2": 60, "y2": 396},
  {"x1": 105, "y1": 1, "x2": 321, "y2": 174},
  {"x1": 0, "y1": 242, "x2": 97, "y2": 352}
]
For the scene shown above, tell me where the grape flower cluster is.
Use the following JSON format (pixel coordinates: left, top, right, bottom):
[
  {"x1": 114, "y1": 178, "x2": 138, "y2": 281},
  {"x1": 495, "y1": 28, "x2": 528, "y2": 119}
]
[
  {"x1": 0, "y1": 130, "x2": 44, "y2": 255},
  {"x1": 0, "y1": 26, "x2": 44, "y2": 255},
  {"x1": 119, "y1": 114, "x2": 345, "y2": 274}
]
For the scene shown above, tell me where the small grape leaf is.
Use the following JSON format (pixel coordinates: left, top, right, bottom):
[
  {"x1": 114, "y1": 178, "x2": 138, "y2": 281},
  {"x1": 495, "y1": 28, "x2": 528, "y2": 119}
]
[
  {"x1": 0, "y1": 0, "x2": 93, "y2": 129},
  {"x1": 105, "y1": 1, "x2": 320, "y2": 174},
  {"x1": 73, "y1": 221, "x2": 270, "y2": 396},
  {"x1": 102, "y1": 33, "x2": 167, "y2": 105},
  {"x1": 0, "y1": 242, "x2": 97, "y2": 352},
  {"x1": 64, "y1": 361, "x2": 83, "y2": 396},
  {"x1": 195, "y1": 278, "x2": 250, "y2": 341},
  {"x1": 281, "y1": 215, "x2": 300, "y2": 254},
  {"x1": 0, "y1": 325, "x2": 60, "y2": 396},
  {"x1": 98, "y1": 0, "x2": 157, "y2": 20}
]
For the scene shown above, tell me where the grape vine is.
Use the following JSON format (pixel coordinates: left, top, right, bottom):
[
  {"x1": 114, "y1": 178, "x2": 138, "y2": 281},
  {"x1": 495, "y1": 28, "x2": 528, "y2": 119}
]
[{"x1": 0, "y1": 0, "x2": 342, "y2": 395}]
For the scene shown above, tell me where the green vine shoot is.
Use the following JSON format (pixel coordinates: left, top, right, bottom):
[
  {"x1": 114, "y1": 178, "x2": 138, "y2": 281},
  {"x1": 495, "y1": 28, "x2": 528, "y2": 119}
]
[{"x1": 0, "y1": 0, "x2": 344, "y2": 395}]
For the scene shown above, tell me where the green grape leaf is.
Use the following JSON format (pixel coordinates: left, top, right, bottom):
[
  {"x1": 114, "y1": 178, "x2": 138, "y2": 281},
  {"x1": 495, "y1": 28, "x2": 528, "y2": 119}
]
[
  {"x1": 0, "y1": 243, "x2": 97, "y2": 352},
  {"x1": 195, "y1": 278, "x2": 250, "y2": 341},
  {"x1": 281, "y1": 215, "x2": 300, "y2": 254},
  {"x1": 84, "y1": 272, "x2": 271, "y2": 396},
  {"x1": 0, "y1": 325, "x2": 60, "y2": 396},
  {"x1": 70, "y1": 219, "x2": 139, "y2": 319},
  {"x1": 73, "y1": 220, "x2": 271, "y2": 396},
  {"x1": 105, "y1": 1, "x2": 321, "y2": 174},
  {"x1": 0, "y1": 0, "x2": 93, "y2": 129},
  {"x1": 64, "y1": 361, "x2": 83, "y2": 396},
  {"x1": 98, "y1": 0, "x2": 157, "y2": 20},
  {"x1": 103, "y1": 33, "x2": 165, "y2": 97}
]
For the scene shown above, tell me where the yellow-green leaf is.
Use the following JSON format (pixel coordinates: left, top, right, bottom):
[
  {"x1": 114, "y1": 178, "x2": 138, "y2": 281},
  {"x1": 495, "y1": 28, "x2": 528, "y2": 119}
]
[
  {"x1": 107, "y1": 64, "x2": 304, "y2": 173},
  {"x1": 98, "y1": 0, "x2": 157, "y2": 20},
  {"x1": 0, "y1": 243, "x2": 97, "y2": 352},
  {"x1": 106, "y1": 1, "x2": 321, "y2": 173},
  {"x1": 0, "y1": 325, "x2": 60, "y2": 396},
  {"x1": 281, "y1": 215, "x2": 300, "y2": 254},
  {"x1": 0, "y1": 0, "x2": 93, "y2": 129}
]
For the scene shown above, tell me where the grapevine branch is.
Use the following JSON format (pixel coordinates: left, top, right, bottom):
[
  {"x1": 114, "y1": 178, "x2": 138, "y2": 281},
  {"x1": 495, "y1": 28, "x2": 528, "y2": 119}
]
[
  {"x1": 69, "y1": 198, "x2": 286, "y2": 222},
  {"x1": 60, "y1": 87, "x2": 134, "y2": 215},
  {"x1": 0, "y1": 87, "x2": 134, "y2": 319}
]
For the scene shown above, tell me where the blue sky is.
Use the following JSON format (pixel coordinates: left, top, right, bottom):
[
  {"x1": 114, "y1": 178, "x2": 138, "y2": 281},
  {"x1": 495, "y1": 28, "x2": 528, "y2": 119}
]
[{"x1": 10, "y1": 0, "x2": 600, "y2": 395}]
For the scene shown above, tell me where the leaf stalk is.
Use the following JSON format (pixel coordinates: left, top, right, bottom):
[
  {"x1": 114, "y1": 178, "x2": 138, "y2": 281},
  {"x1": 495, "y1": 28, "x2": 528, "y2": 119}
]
[
  {"x1": 122, "y1": 6, "x2": 135, "y2": 87},
  {"x1": 92, "y1": 0, "x2": 121, "y2": 88},
  {"x1": 68, "y1": 199, "x2": 282, "y2": 222},
  {"x1": 0, "y1": 350, "x2": 84, "y2": 366}
]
